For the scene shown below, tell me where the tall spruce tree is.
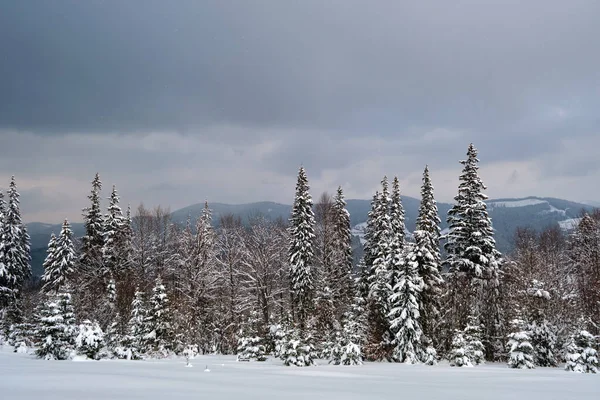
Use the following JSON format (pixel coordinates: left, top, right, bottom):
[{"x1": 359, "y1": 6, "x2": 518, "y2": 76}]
[
  {"x1": 331, "y1": 187, "x2": 354, "y2": 315},
  {"x1": 80, "y1": 173, "x2": 104, "y2": 269},
  {"x1": 389, "y1": 177, "x2": 406, "y2": 253},
  {"x1": 41, "y1": 220, "x2": 76, "y2": 293},
  {"x1": 364, "y1": 178, "x2": 393, "y2": 360},
  {"x1": 102, "y1": 185, "x2": 126, "y2": 278},
  {"x1": 411, "y1": 230, "x2": 442, "y2": 347},
  {"x1": 388, "y1": 177, "x2": 406, "y2": 299},
  {"x1": 41, "y1": 233, "x2": 57, "y2": 290},
  {"x1": 288, "y1": 166, "x2": 316, "y2": 329},
  {"x1": 416, "y1": 165, "x2": 442, "y2": 267},
  {"x1": 368, "y1": 177, "x2": 392, "y2": 309},
  {"x1": 444, "y1": 144, "x2": 501, "y2": 355},
  {"x1": 142, "y1": 277, "x2": 173, "y2": 356},
  {"x1": 388, "y1": 242, "x2": 424, "y2": 364},
  {"x1": 415, "y1": 165, "x2": 443, "y2": 345},
  {"x1": 34, "y1": 292, "x2": 76, "y2": 360},
  {"x1": 0, "y1": 177, "x2": 31, "y2": 309}
]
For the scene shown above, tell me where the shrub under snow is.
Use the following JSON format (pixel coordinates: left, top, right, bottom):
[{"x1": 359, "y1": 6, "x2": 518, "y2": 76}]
[
  {"x1": 75, "y1": 320, "x2": 105, "y2": 360},
  {"x1": 506, "y1": 326, "x2": 535, "y2": 369},
  {"x1": 564, "y1": 330, "x2": 598, "y2": 374}
]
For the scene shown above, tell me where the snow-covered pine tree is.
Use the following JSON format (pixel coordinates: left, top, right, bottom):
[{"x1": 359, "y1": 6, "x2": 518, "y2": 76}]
[
  {"x1": 387, "y1": 177, "x2": 406, "y2": 330},
  {"x1": 41, "y1": 220, "x2": 76, "y2": 293},
  {"x1": 75, "y1": 320, "x2": 105, "y2": 360},
  {"x1": 288, "y1": 166, "x2": 316, "y2": 329},
  {"x1": 506, "y1": 318, "x2": 535, "y2": 369},
  {"x1": 412, "y1": 230, "x2": 443, "y2": 350},
  {"x1": 331, "y1": 186, "x2": 354, "y2": 317},
  {"x1": 449, "y1": 330, "x2": 472, "y2": 367},
  {"x1": 40, "y1": 233, "x2": 57, "y2": 290},
  {"x1": 389, "y1": 177, "x2": 406, "y2": 254},
  {"x1": 528, "y1": 319, "x2": 558, "y2": 367},
  {"x1": 368, "y1": 177, "x2": 392, "y2": 310},
  {"x1": 280, "y1": 327, "x2": 317, "y2": 367},
  {"x1": 463, "y1": 314, "x2": 486, "y2": 365},
  {"x1": 416, "y1": 166, "x2": 442, "y2": 257},
  {"x1": 415, "y1": 166, "x2": 444, "y2": 346},
  {"x1": 236, "y1": 311, "x2": 267, "y2": 362},
  {"x1": 364, "y1": 178, "x2": 394, "y2": 361},
  {"x1": 0, "y1": 177, "x2": 31, "y2": 309},
  {"x1": 444, "y1": 144, "x2": 501, "y2": 357},
  {"x1": 142, "y1": 277, "x2": 173, "y2": 357},
  {"x1": 0, "y1": 190, "x2": 6, "y2": 309},
  {"x1": 80, "y1": 173, "x2": 104, "y2": 270},
  {"x1": 330, "y1": 297, "x2": 365, "y2": 366},
  {"x1": 34, "y1": 292, "x2": 76, "y2": 360},
  {"x1": 105, "y1": 312, "x2": 123, "y2": 357},
  {"x1": 102, "y1": 185, "x2": 126, "y2": 279},
  {"x1": 564, "y1": 329, "x2": 598, "y2": 373},
  {"x1": 388, "y1": 242, "x2": 424, "y2": 364},
  {"x1": 123, "y1": 289, "x2": 146, "y2": 359}
]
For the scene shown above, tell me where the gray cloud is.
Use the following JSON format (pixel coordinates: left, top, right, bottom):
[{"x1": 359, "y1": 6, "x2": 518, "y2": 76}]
[{"x1": 0, "y1": 1, "x2": 599, "y2": 221}]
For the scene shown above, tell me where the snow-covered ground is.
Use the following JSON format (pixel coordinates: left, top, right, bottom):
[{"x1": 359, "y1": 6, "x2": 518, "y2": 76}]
[
  {"x1": 1, "y1": 347, "x2": 597, "y2": 400},
  {"x1": 489, "y1": 199, "x2": 548, "y2": 208}
]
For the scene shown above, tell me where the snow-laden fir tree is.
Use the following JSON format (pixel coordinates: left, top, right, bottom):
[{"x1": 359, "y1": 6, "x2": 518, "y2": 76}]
[
  {"x1": 105, "y1": 312, "x2": 123, "y2": 357},
  {"x1": 123, "y1": 289, "x2": 146, "y2": 359},
  {"x1": 331, "y1": 186, "x2": 354, "y2": 315},
  {"x1": 389, "y1": 177, "x2": 406, "y2": 254},
  {"x1": 40, "y1": 233, "x2": 57, "y2": 290},
  {"x1": 142, "y1": 277, "x2": 173, "y2": 357},
  {"x1": 416, "y1": 166, "x2": 441, "y2": 258},
  {"x1": 75, "y1": 320, "x2": 105, "y2": 360},
  {"x1": 364, "y1": 178, "x2": 394, "y2": 361},
  {"x1": 387, "y1": 177, "x2": 406, "y2": 328},
  {"x1": 463, "y1": 315, "x2": 486, "y2": 365},
  {"x1": 330, "y1": 298, "x2": 365, "y2": 366},
  {"x1": 236, "y1": 311, "x2": 267, "y2": 362},
  {"x1": 506, "y1": 318, "x2": 535, "y2": 369},
  {"x1": 0, "y1": 190, "x2": 7, "y2": 308},
  {"x1": 444, "y1": 144, "x2": 501, "y2": 357},
  {"x1": 528, "y1": 319, "x2": 557, "y2": 367},
  {"x1": 445, "y1": 144, "x2": 501, "y2": 281},
  {"x1": 80, "y1": 173, "x2": 104, "y2": 269},
  {"x1": 449, "y1": 330, "x2": 472, "y2": 367},
  {"x1": 415, "y1": 166, "x2": 444, "y2": 345},
  {"x1": 34, "y1": 292, "x2": 76, "y2": 360},
  {"x1": 0, "y1": 177, "x2": 31, "y2": 309},
  {"x1": 280, "y1": 327, "x2": 317, "y2": 367},
  {"x1": 368, "y1": 177, "x2": 392, "y2": 310},
  {"x1": 388, "y1": 242, "x2": 424, "y2": 364},
  {"x1": 564, "y1": 329, "x2": 598, "y2": 373},
  {"x1": 288, "y1": 166, "x2": 316, "y2": 329},
  {"x1": 412, "y1": 230, "x2": 443, "y2": 349},
  {"x1": 41, "y1": 219, "x2": 76, "y2": 293},
  {"x1": 102, "y1": 185, "x2": 126, "y2": 278}
]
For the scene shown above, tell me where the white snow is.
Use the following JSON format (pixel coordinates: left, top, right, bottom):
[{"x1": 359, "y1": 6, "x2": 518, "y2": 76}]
[
  {"x1": 1, "y1": 347, "x2": 598, "y2": 400},
  {"x1": 558, "y1": 218, "x2": 581, "y2": 231},
  {"x1": 351, "y1": 222, "x2": 368, "y2": 244},
  {"x1": 489, "y1": 199, "x2": 547, "y2": 208}
]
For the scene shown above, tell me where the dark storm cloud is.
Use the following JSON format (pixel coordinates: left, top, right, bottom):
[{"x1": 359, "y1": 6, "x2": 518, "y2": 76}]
[
  {"x1": 1, "y1": 1, "x2": 599, "y2": 221},
  {"x1": 2, "y1": 1, "x2": 599, "y2": 138}
]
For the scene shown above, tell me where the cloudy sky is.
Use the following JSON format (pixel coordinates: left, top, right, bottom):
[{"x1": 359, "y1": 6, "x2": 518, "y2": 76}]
[{"x1": 1, "y1": 0, "x2": 599, "y2": 222}]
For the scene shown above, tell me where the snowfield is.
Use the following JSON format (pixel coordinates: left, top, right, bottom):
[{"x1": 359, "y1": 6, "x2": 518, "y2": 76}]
[{"x1": 1, "y1": 348, "x2": 598, "y2": 400}]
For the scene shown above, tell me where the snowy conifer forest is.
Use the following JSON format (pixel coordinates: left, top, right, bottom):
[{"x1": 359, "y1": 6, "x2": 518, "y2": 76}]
[{"x1": 1, "y1": 144, "x2": 599, "y2": 397}]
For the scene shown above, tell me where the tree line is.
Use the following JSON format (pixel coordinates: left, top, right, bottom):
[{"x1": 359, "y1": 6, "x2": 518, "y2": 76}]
[{"x1": 0, "y1": 144, "x2": 598, "y2": 372}]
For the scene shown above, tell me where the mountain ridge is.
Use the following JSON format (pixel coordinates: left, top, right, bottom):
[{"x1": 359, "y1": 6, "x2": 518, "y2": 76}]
[{"x1": 25, "y1": 196, "x2": 596, "y2": 277}]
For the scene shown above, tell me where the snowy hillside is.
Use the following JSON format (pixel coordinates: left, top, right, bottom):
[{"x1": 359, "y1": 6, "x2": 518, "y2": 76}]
[{"x1": 2, "y1": 348, "x2": 598, "y2": 400}]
